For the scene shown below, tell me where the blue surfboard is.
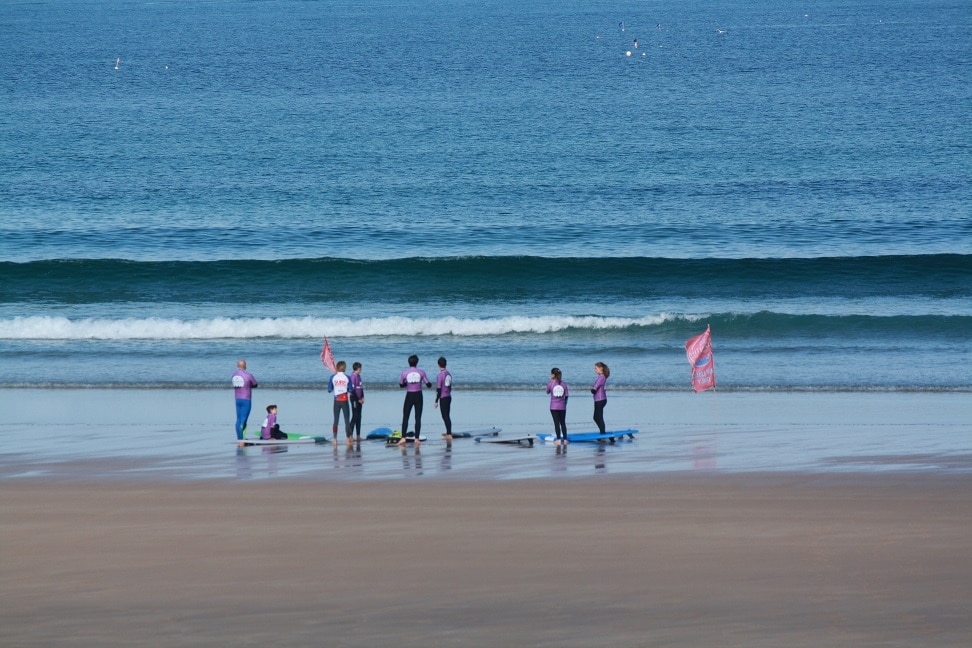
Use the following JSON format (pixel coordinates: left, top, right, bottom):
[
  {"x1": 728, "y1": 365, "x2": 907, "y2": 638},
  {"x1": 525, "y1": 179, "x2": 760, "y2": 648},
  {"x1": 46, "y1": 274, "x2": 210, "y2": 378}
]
[
  {"x1": 366, "y1": 427, "x2": 395, "y2": 439},
  {"x1": 536, "y1": 429, "x2": 638, "y2": 443}
]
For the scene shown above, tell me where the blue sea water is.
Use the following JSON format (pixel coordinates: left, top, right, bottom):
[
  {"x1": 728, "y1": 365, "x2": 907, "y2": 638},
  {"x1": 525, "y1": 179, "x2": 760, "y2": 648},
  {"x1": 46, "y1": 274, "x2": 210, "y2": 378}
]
[{"x1": 1, "y1": 0, "x2": 970, "y2": 391}]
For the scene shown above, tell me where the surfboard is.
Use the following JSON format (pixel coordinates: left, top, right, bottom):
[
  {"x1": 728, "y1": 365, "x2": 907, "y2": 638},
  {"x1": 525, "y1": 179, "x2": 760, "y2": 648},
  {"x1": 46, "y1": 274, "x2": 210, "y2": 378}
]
[
  {"x1": 368, "y1": 428, "x2": 429, "y2": 443},
  {"x1": 536, "y1": 429, "x2": 638, "y2": 443},
  {"x1": 385, "y1": 434, "x2": 428, "y2": 445},
  {"x1": 445, "y1": 426, "x2": 502, "y2": 438},
  {"x1": 366, "y1": 427, "x2": 394, "y2": 440},
  {"x1": 475, "y1": 434, "x2": 538, "y2": 446},
  {"x1": 238, "y1": 434, "x2": 329, "y2": 446}
]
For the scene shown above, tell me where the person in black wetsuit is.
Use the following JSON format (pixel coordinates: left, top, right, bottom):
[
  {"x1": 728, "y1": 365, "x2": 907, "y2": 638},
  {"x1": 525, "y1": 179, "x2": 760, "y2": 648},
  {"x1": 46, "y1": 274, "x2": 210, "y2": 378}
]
[
  {"x1": 349, "y1": 362, "x2": 365, "y2": 441},
  {"x1": 399, "y1": 354, "x2": 432, "y2": 446},
  {"x1": 435, "y1": 356, "x2": 454, "y2": 444}
]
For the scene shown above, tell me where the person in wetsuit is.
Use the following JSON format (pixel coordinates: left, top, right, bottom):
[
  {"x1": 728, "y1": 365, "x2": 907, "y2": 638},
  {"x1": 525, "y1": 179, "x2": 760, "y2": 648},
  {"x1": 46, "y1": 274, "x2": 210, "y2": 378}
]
[
  {"x1": 546, "y1": 367, "x2": 569, "y2": 445},
  {"x1": 399, "y1": 354, "x2": 432, "y2": 446},
  {"x1": 435, "y1": 356, "x2": 454, "y2": 444},
  {"x1": 328, "y1": 360, "x2": 353, "y2": 444},
  {"x1": 260, "y1": 404, "x2": 287, "y2": 440},
  {"x1": 232, "y1": 359, "x2": 258, "y2": 443},
  {"x1": 591, "y1": 361, "x2": 610, "y2": 434},
  {"x1": 349, "y1": 362, "x2": 365, "y2": 441}
]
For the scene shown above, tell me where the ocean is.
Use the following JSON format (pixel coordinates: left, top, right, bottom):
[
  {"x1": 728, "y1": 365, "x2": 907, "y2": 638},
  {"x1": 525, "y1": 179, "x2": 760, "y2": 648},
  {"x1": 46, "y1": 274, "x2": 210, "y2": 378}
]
[{"x1": 1, "y1": 0, "x2": 970, "y2": 392}]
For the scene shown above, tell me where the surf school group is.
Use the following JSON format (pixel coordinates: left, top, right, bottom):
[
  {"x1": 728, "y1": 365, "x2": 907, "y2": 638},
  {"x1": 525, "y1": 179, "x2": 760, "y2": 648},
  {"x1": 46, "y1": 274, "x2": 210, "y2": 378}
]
[{"x1": 230, "y1": 354, "x2": 614, "y2": 448}]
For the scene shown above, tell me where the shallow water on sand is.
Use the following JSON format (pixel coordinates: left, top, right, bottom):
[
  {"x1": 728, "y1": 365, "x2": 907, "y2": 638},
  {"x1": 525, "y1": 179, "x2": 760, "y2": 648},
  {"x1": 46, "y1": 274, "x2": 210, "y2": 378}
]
[{"x1": 1, "y1": 389, "x2": 968, "y2": 481}]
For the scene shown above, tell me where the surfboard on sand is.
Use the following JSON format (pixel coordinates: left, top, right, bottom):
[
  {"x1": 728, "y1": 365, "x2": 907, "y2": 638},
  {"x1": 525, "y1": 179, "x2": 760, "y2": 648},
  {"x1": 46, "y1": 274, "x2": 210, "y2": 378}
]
[
  {"x1": 385, "y1": 434, "x2": 428, "y2": 445},
  {"x1": 475, "y1": 434, "x2": 538, "y2": 446},
  {"x1": 238, "y1": 434, "x2": 329, "y2": 446},
  {"x1": 536, "y1": 429, "x2": 638, "y2": 443},
  {"x1": 445, "y1": 427, "x2": 502, "y2": 439},
  {"x1": 366, "y1": 427, "x2": 394, "y2": 440},
  {"x1": 368, "y1": 428, "x2": 429, "y2": 443}
]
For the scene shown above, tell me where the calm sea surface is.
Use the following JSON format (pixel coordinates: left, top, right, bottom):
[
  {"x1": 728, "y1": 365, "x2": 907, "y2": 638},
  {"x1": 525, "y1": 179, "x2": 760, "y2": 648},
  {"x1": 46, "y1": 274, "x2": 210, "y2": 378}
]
[{"x1": 1, "y1": 0, "x2": 970, "y2": 391}]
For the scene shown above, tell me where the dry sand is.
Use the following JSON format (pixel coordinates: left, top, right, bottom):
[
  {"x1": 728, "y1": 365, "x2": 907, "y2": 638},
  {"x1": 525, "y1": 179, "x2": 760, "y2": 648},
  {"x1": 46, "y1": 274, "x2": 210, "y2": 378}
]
[{"x1": 2, "y1": 474, "x2": 970, "y2": 647}]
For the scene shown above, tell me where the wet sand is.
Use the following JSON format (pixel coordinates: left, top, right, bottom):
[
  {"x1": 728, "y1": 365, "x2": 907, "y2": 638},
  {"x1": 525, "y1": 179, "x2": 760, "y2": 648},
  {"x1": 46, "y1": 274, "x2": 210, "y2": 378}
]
[
  {"x1": 2, "y1": 474, "x2": 970, "y2": 647},
  {"x1": 2, "y1": 389, "x2": 970, "y2": 479}
]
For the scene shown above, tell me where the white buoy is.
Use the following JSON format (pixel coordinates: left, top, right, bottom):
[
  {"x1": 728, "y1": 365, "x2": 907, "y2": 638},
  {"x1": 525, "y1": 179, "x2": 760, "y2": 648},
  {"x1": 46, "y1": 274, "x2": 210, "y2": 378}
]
[{"x1": 625, "y1": 50, "x2": 631, "y2": 57}]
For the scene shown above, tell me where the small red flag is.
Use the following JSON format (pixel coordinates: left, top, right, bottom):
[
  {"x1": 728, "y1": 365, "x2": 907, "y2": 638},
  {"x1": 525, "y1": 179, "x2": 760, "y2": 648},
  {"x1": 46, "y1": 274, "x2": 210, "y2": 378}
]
[
  {"x1": 321, "y1": 337, "x2": 336, "y2": 372},
  {"x1": 685, "y1": 325, "x2": 716, "y2": 393}
]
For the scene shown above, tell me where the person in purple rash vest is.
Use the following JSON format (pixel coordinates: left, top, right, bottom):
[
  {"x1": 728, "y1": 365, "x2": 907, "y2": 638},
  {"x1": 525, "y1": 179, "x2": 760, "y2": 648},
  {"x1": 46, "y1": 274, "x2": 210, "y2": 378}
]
[
  {"x1": 349, "y1": 362, "x2": 365, "y2": 441},
  {"x1": 546, "y1": 367, "x2": 569, "y2": 445},
  {"x1": 260, "y1": 404, "x2": 287, "y2": 440},
  {"x1": 399, "y1": 354, "x2": 432, "y2": 446},
  {"x1": 434, "y1": 356, "x2": 453, "y2": 445},
  {"x1": 591, "y1": 361, "x2": 610, "y2": 435},
  {"x1": 232, "y1": 359, "x2": 258, "y2": 444},
  {"x1": 260, "y1": 405, "x2": 276, "y2": 440}
]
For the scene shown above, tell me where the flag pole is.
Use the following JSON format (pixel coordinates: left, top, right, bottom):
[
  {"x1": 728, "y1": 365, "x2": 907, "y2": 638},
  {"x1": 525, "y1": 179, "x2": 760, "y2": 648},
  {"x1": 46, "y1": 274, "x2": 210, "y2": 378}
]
[{"x1": 711, "y1": 321, "x2": 717, "y2": 440}]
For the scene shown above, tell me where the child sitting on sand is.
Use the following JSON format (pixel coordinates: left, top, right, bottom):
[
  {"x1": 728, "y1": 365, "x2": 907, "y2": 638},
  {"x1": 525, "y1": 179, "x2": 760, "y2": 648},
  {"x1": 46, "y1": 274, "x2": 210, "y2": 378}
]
[{"x1": 260, "y1": 405, "x2": 288, "y2": 440}]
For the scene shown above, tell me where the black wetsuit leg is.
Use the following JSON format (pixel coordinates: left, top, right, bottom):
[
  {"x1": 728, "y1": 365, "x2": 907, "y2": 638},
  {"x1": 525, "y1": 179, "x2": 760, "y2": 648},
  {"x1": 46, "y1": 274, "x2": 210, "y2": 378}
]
[
  {"x1": 402, "y1": 391, "x2": 423, "y2": 436},
  {"x1": 339, "y1": 400, "x2": 352, "y2": 437},
  {"x1": 350, "y1": 400, "x2": 363, "y2": 437},
  {"x1": 593, "y1": 399, "x2": 607, "y2": 434},
  {"x1": 413, "y1": 393, "x2": 424, "y2": 436},
  {"x1": 439, "y1": 396, "x2": 452, "y2": 436}
]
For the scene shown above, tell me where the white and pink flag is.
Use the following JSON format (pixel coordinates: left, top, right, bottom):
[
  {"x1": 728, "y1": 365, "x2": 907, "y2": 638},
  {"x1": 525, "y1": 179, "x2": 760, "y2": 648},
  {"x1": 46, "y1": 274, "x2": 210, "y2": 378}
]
[
  {"x1": 320, "y1": 337, "x2": 336, "y2": 373},
  {"x1": 685, "y1": 325, "x2": 716, "y2": 393}
]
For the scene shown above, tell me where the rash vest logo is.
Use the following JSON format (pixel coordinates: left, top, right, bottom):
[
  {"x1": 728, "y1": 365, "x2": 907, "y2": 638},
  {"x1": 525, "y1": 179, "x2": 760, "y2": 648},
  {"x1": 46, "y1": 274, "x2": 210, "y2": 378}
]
[{"x1": 333, "y1": 376, "x2": 349, "y2": 396}]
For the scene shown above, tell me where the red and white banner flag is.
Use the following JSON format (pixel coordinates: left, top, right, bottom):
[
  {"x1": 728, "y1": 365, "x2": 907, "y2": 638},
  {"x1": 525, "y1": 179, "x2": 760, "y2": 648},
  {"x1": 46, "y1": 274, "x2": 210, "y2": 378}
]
[
  {"x1": 685, "y1": 325, "x2": 716, "y2": 393},
  {"x1": 320, "y1": 337, "x2": 336, "y2": 373}
]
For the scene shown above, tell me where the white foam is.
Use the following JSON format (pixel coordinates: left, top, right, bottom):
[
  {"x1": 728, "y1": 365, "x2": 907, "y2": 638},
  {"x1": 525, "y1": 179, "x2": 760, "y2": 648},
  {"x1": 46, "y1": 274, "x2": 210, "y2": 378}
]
[{"x1": 0, "y1": 314, "x2": 693, "y2": 340}]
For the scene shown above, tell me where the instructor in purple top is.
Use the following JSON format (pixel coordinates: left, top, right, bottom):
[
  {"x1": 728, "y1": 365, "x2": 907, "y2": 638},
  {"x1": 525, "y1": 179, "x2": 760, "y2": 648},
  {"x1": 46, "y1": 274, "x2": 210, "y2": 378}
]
[
  {"x1": 399, "y1": 354, "x2": 431, "y2": 446},
  {"x1": 232, "y1": 359, "x2": 258, "y2": 442}
]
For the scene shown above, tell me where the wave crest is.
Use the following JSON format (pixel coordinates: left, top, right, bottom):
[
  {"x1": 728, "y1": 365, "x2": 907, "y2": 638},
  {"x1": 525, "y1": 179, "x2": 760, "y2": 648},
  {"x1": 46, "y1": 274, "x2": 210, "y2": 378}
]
[
  {"x1": 5, "y1": 312, "x2": 965, "y2": 340},
  {"x1": 0, "y1": 314, "x2": 687, "y2": 340}
]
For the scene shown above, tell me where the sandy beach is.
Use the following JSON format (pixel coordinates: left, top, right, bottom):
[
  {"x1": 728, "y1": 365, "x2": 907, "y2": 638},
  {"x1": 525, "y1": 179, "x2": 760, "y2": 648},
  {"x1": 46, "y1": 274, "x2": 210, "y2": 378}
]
[
  {"x1": 2, "y1": 475, "x2": 970, "y2": 647},
  {"x1": 4, "y1": 0, "x2": 970, "y2": 643}
]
